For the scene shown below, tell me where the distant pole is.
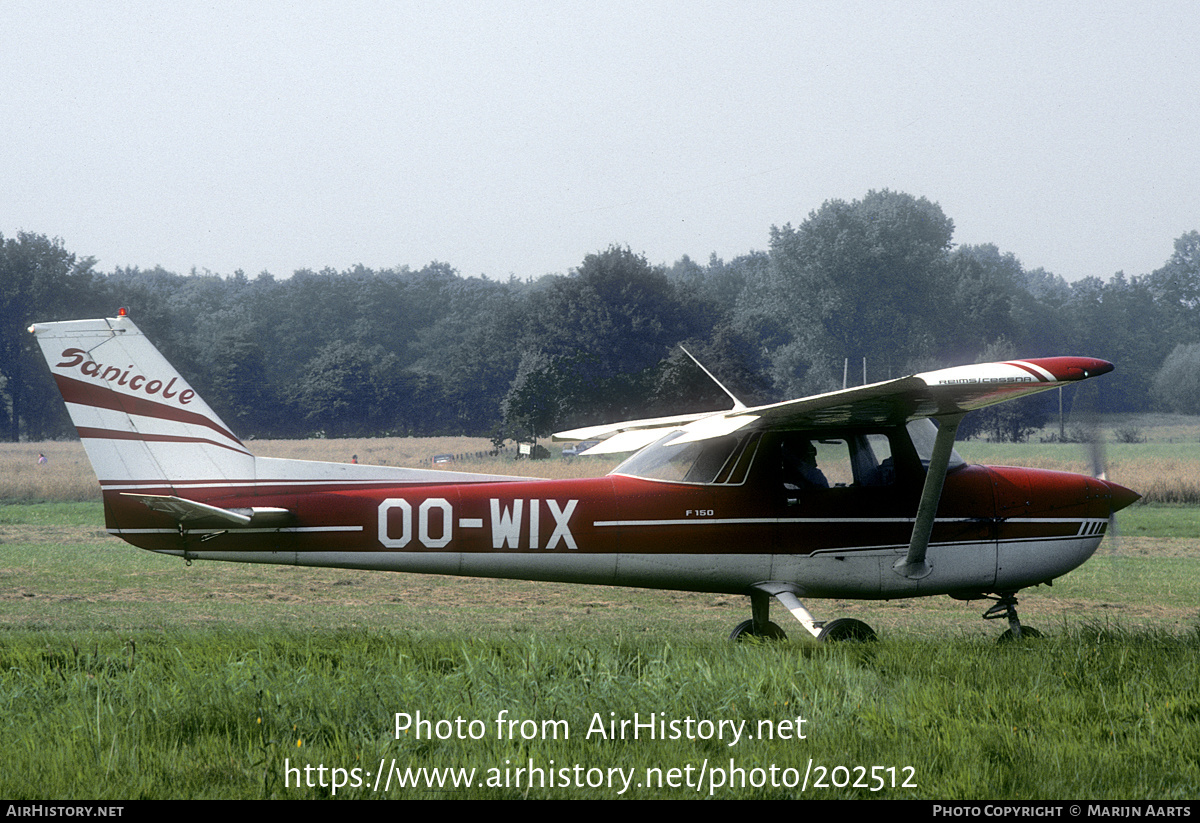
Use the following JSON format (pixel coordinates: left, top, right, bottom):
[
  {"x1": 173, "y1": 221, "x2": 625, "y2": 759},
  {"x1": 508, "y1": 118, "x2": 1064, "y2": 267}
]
[
  {"x1": 1059, "y1": 387, "x2": 1064, "y2": 440},
  {"x1": 862, "y1": 357, "x2": 867, "y2": 386},
  {"x1": 843, "y1": 358, "x2": 848, "y2": 390}
]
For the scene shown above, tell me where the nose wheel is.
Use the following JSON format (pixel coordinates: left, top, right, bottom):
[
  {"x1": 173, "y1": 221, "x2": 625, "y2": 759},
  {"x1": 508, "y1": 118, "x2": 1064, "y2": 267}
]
[{"x1": 983, "y1": 591, "x2": 1043, "y2": 642}]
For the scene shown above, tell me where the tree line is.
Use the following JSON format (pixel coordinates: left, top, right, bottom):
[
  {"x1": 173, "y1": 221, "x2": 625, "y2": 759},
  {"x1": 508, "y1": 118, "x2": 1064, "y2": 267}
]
[{"x1": 3, "y1": 189, "x2": 1198, "y2": 444}]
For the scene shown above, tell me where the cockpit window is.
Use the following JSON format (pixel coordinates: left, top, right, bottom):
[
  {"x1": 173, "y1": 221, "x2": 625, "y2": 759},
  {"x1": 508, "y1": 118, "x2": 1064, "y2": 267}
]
[
  {"x1": 611, "y1": 419, "x2": 964, "y2": 486},
  {"x1": 779, "y1": 433, "x2": 896, "y2": 491},
  {"x1": 612, "y1": 430, "x2": 760, "y2": 485}
]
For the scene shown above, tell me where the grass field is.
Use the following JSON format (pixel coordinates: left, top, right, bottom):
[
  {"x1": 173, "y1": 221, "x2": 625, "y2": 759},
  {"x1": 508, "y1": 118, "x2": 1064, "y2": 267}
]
[{"x1": 2, "y1": 425, "x2": 1198, "y2": 799}]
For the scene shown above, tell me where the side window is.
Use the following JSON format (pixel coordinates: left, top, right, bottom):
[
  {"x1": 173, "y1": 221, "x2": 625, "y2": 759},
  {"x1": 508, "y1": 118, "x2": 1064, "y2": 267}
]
[
  {"x1": 815, "y1": 439, "x2": 855, "y2": 486},
  {"x1": 854, "y1": 434, "x2": 896, "y2": 487},
  {"x1": 779, "y1": 432, "x2": 897, "y2": 494},
  {"x1": 780, "y1": 435, "x2": 851, "y2": 489}
]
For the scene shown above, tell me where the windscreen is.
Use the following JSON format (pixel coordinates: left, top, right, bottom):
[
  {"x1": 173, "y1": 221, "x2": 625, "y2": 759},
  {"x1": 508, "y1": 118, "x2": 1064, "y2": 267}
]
[{"x1": 612, "y1": 431, "x2": 750, "y2": 484}]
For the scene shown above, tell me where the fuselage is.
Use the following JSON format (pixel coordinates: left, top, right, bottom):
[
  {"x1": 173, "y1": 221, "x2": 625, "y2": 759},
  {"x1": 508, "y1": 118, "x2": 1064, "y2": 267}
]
[{"x1": 101, "y1": 446, "x2": 1136, "y2": 601}]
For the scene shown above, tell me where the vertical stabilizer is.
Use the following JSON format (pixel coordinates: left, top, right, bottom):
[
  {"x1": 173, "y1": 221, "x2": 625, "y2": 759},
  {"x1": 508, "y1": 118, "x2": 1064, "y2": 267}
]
[{"x1": 29, "y1": 313, "x2": 254, "y2": 493}]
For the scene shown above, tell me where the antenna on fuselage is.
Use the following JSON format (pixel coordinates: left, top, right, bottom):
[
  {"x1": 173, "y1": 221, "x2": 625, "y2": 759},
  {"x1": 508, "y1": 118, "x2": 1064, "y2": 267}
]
[{"x1": 679, "y1": 346, "x2": 746, "y2": 411}]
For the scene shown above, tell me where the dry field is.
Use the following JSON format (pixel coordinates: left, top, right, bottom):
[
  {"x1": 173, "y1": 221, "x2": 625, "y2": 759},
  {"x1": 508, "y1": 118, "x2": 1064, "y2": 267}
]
[
  {"x1": 5, "y1": 420, "x2": 1199, "y2": 503},
  {"x1": 0, "y1": 437, "x2": 622, "y2": 502},
  {"x1": 955, "y1": 440, "x2": 1200, "y2": 505},
  {"x1": 1, "y1": 440, "x2": 101, "y2": 501}
]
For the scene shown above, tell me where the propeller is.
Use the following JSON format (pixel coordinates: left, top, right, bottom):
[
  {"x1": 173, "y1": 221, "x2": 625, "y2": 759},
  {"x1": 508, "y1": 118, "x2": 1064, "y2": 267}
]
[
  {"x1": 1088, "y1": 429, "x2": 1106, "y2": 482},
  {"x1": 1089, "y1": 430, "x2": 1122, "y2": 552},
  {"x1": 1084, "y1": 419, "x2": 1140, "y2": 554},
  {"x1": 1063, "y1": 397, "x2": 1141, "y2": 622}
]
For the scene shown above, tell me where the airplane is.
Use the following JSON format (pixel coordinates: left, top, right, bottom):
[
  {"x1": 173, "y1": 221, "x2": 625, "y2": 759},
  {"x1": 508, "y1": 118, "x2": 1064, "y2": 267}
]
[{"x1": 29, "y1": 310, "x2": 1139, "y2": 642}]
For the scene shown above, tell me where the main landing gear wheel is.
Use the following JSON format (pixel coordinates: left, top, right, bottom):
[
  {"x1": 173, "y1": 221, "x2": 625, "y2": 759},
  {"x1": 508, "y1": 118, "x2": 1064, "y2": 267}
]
[
  {"x1": 816, "y1": 618, "x2": 877, "y2": 643},
  {"x1": 729, "y1": 619, "x2": 787, "y2": 641},
  {"x1": 739, "y1": 586, "x2": 878, "y2": 643}
]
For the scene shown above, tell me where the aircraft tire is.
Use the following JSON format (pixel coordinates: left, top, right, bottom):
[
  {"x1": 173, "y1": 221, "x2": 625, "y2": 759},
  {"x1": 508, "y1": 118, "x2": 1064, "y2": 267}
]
[
  {"x1": 816, "y1": 618, "x2": 877, "y2": 643},
  {"x1": 729, "y1": 619, "x2": 787, "y2": 641},
  {"x1": 997, "y1": 626, "x2": 1043, "y2": 643}
]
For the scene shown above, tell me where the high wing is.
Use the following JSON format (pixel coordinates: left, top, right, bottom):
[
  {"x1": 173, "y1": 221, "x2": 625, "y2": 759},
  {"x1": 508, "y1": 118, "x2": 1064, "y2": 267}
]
[
  {"x1": 553, "y1": 357, "x2": 1114, "y2": 452},
  {"x1": 554, "y1": 355, "x2": 1117, "y2": 584}
]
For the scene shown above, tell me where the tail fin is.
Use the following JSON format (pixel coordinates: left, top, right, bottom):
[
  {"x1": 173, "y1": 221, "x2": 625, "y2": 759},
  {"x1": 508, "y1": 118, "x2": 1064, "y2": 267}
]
[{"x1": 29, "y1": 312, "x2": 254, "y2": 494}]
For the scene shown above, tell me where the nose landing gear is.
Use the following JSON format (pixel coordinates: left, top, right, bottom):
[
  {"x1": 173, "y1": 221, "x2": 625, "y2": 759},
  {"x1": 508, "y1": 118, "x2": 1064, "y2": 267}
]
[{"x1": 983, "y1": 591, "x2": 1043, "y2": 642}]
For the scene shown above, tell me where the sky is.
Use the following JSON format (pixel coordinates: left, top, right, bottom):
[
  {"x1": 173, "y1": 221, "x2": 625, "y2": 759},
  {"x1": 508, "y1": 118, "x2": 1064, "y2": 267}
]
[{"x1": 3, "y1": 1, "x2": 1198, "y2": 283}]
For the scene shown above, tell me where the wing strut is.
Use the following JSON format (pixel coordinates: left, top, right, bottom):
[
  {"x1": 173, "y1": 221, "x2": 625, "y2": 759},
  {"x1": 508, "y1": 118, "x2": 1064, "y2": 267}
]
[{"x1": 893, "y1": 413, "x2": 964, "y2": 579}]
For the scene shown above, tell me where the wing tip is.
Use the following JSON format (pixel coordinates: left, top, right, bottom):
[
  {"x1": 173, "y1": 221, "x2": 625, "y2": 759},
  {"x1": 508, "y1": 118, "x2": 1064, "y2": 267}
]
[{"x1": 1016, "y1": 357, "x2": 1114, "y2": 381}]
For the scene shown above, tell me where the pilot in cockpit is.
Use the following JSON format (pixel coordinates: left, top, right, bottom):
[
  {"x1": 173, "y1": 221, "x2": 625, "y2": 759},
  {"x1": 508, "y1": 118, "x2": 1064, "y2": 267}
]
[{"x1": 780, "y1": 436, "x2": 829, "y2": 490}]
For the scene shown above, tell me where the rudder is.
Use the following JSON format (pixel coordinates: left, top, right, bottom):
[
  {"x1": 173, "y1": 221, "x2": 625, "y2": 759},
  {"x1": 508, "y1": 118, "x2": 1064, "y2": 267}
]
[{"x1": 29, "y1": 312, "x2": 255, "y2": 495}]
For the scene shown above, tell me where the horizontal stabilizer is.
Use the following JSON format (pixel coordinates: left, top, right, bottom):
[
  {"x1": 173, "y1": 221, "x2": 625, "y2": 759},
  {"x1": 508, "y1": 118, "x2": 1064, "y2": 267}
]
[{"x1": 123, "y1": 493, "x2": 291, "y2": 527}]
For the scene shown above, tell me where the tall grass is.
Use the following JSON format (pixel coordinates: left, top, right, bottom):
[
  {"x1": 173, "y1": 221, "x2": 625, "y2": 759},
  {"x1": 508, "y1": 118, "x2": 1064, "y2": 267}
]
[{"x1": 1, "y1": 627, "x2": 1197, "y2": 799}]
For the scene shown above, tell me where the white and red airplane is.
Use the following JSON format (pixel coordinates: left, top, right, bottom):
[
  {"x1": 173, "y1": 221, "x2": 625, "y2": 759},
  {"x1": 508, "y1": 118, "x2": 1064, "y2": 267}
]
[{"x1": 30, "y1": 311, "x2": 1138, "y2": 641}]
